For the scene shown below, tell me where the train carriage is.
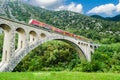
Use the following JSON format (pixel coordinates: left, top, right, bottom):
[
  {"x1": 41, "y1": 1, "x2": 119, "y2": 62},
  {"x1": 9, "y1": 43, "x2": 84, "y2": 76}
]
[
  {"x1": 28, "y1": 19, "x2": 39, "y2": 26},
  {"x1": 64, "y1": 31, "x2": 72, "y2": 36},
  {"x1": 28, "y1": 19, "x2": 89, "y2": 42},
  {"x1": 54, "y1": 28, "x2": 64, "y2": 34}
]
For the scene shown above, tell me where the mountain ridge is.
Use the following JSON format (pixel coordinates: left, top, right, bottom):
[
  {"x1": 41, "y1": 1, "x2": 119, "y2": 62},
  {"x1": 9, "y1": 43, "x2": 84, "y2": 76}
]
[{"x1": 91, "y1": 14, "x2": 120, "y2": 21}]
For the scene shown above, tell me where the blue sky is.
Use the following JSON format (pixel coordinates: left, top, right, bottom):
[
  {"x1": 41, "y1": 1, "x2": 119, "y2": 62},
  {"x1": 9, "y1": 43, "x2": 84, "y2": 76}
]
[
  {"x1": 66, "y1": 0, "x2": 119, "y2": 17},
  {"x1": 67, "y1": 0, "x2": 118, "y2": 12},
  {"x1": 24, "y1": 0, "x2": 120, "y2": 17}
]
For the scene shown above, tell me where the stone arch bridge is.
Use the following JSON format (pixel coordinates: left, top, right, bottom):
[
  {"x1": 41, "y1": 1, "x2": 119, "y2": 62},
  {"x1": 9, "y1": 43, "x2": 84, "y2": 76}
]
[{"x1": 0, "y1": 16, "x2": 98, "y2": 72}]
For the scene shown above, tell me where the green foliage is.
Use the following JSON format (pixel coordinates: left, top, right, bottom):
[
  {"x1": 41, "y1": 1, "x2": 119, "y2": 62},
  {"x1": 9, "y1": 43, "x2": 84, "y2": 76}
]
[
  {"x1": 111, "y1": 52, "x2": 120, "y2": 65},
  {"x1": 82, "y1": 43, "x2": 120, "y2": 72},
  {"x1": 13, "y1": 40, "x2": 81, "y2": 72},
  {"x1": 109, "y1": 52, "x2": 120, "y2": 73},
  {"x1": 110, "y1": 65, "x2": 120, "y2": 73},
  {"x1": 80, "y1": 60, "x2": 106, "y2": 72},
  {"x1": 0, "y1": 34, "x2": 4, "y2": 61}
]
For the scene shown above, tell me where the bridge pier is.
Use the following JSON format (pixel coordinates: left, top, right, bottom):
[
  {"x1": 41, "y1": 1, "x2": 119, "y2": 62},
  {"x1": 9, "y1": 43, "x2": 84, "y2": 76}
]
[
  {"x1": 0, "y1": 27, "x2": 15, "y2": 71},
  {"x1": 1, "y1": 26, "x2": 15, "y2": 63}
]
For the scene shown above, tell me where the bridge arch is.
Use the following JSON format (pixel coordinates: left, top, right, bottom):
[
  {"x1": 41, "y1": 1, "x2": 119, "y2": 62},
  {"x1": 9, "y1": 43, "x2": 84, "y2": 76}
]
[
  {"x1": 26, "y1": 36, "x2": 87, "y2": 62},
  {"x1": 0, "y1": 24, "x2": 11, "y2": 32},
  {"x1": 40, "y1": 33, "x2": 46, "y2": 38},
  {"x1": 9, "y1": 36, "x2": 86, "y2": 71},
  {"x1": 29, "y1": 31, "x2": 37, "y2": 43},
  {"x1": 15, "y1": 28, "x2": 26, "y2": 51},
  {"x1": 0, "y1": 30, "x2": 95, "y2": 72}
]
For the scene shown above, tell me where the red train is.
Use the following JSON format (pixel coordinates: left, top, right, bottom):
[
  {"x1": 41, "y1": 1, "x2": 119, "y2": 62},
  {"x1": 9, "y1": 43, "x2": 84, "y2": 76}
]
[{"x1": 28, "y1": 19, "x2": 88, "y2": 41}]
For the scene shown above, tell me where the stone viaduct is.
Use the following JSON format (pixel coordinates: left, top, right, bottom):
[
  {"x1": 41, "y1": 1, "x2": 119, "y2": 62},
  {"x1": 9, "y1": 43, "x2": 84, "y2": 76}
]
[{"x1": 0, "y1": 16, "x2": 98, "y2": 72}]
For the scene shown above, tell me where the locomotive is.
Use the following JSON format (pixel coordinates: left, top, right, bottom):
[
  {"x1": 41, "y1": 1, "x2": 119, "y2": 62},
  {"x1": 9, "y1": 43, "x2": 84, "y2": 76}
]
[{"x1": 28, "y1": 19, "x2": 89, "y2": 41}]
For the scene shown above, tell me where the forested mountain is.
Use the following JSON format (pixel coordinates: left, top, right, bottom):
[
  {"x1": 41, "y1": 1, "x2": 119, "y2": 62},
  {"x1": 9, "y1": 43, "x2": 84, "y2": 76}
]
[
  {"x1": 0, "y1": 1, "x2": 120, "y2": 72},
  {"x1": 106, "y1": 15, "x2": 120, "y2": 21},
  {"x1": 91, "y1": 15, "x2": 106, "y2": 20},
  {"x1": 91, "y1": 14, "x2": 120, "y2": 21}
]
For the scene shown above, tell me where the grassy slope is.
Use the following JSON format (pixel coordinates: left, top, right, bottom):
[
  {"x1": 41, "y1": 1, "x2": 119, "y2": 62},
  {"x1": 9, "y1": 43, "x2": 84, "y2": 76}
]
[{"x1": 0, "y1": 72, "x2": 120, "y2": 80}]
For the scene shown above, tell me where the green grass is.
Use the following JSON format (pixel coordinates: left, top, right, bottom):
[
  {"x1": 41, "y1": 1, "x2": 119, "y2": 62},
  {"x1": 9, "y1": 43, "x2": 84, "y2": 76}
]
[{"x1": 0, "y1": 72, "x2": 120, "y2": 80}]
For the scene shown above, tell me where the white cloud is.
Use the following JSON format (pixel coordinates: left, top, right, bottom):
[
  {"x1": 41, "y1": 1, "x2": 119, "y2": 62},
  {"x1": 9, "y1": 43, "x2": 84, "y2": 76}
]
[
  {"x1": 116, "y1": 3, "x2": 120, "y2": 12},
  {"x1": 87, "y1": 2, "x2": 120, "y2": 15},
  {"x1": 25, "y1": 0, "x2": 65, "y2": 9},
  {"x1": 56, "y1": 2, "x2": 83, "y2": 13},
  {"x1": 87, "y1": 4, "x2": 116, "y2": 15},
  {"x1": 22, "y1": 0, "x2": 83, "y2": 13}
]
